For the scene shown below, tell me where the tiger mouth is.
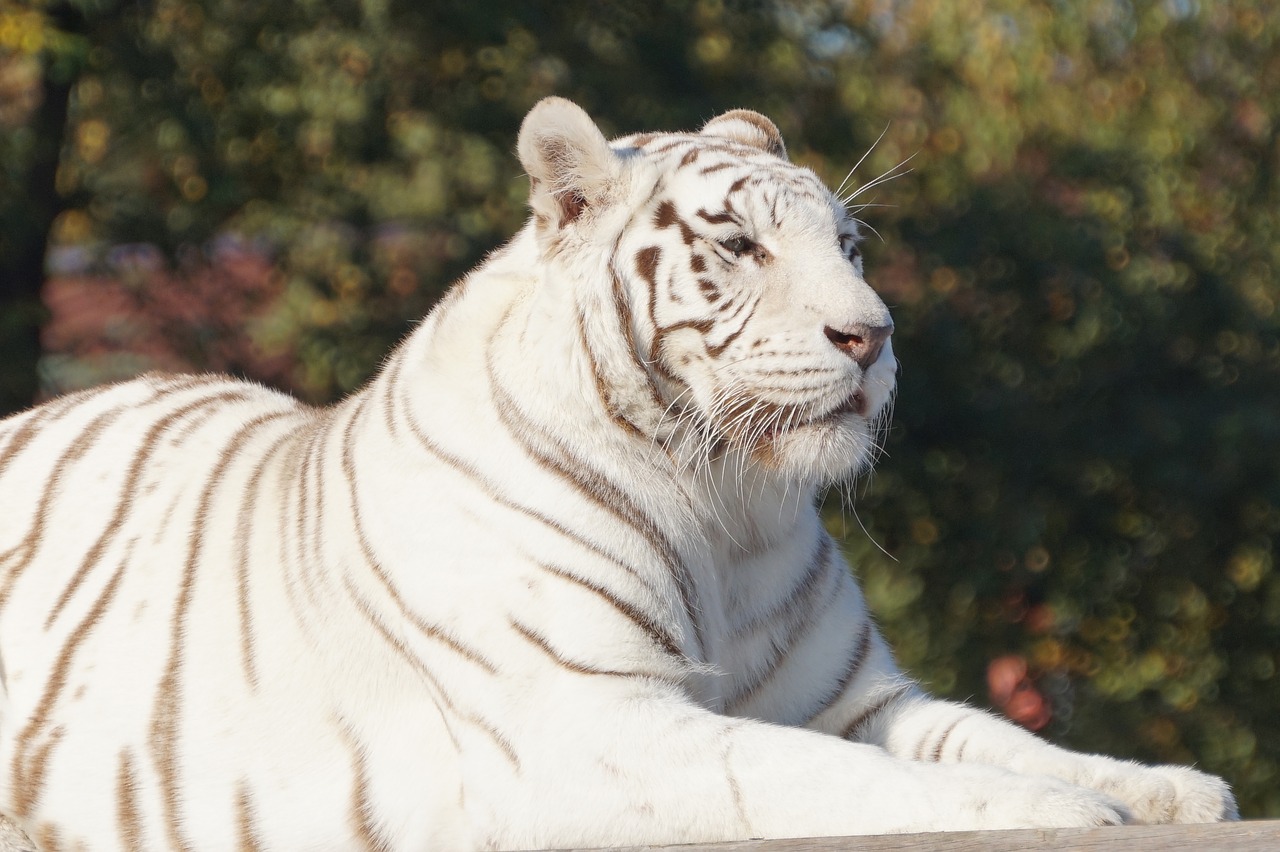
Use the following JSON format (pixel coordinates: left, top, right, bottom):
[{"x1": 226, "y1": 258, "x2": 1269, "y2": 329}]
[
  {"x1": 826, "y1": 389, "x2": 868, "y2": 421},
  {"x1": 761, "y1": 389, "x2": 869, "y2": 438},
  {"x1": 698, "y1": 386, "x2": 870, "y2": 447}
]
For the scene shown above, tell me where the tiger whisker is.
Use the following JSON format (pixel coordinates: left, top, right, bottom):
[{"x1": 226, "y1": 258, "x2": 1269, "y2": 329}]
[
  {"x1": 840, "y1": 152, "x2": 916, "y2": 207},
  {"x1": 834, "y1": 123, "x2": 892, "y2": 198}
]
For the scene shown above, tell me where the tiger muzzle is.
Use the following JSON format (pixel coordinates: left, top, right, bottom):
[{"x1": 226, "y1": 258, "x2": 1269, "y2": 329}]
[{"x1": 823, "y1": 322, "x2": 893, "y2": 370}]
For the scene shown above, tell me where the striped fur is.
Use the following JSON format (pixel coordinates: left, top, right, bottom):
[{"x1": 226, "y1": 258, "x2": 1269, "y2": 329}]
[{"x1": 0, "y1": 98, "x2": 1234, "y2": 849}]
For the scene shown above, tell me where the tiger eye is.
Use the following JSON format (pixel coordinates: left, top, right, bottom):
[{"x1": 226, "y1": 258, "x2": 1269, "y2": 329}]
[{"x1": 719, "y1": 235, "x2": 756, "y2": 257}]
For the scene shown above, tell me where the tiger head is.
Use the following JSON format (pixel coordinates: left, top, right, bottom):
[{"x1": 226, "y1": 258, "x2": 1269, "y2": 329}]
[{"x1": 517, "y1": 98, "x2": 896, "y2": 486}]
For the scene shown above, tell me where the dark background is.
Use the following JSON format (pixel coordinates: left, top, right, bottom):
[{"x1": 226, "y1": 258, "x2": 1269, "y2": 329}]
[{"x1": 3, "y1": 0, "x2": 1278, "y2": 815}]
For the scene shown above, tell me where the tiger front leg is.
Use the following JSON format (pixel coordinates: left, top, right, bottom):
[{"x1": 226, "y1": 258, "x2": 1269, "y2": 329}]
[
  {"x1": 487, "y1": 682, "x2": 1137, "y2": 848},
  {"x1": 860, "y1": 692, "x2": 1238, "y2": 825}
]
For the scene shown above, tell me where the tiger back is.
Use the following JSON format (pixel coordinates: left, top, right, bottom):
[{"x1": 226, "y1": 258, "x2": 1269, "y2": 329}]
[{"x1": 0, "y1": 98, "x2": 1234, "y2": 850}]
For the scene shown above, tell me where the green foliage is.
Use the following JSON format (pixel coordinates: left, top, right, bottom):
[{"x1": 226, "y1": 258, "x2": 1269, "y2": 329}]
[{"x1": 3, "y1": 0, "x2": 1279, "y2": 815}]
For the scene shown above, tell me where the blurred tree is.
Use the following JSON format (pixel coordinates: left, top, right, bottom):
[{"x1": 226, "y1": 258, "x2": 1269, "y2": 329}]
[
  {"x1": 1, "y1": 0, "x2": 1278, "y2": 817},
  {"x1": 0, "y1": 0, "x2": 87, "y2": 414}
]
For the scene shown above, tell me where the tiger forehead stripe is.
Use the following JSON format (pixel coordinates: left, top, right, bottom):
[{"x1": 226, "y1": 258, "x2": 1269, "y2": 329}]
[
  {"x1": 653, "y1": 201, "x2": 697, "y2": 246},
  {"x1": 653, "y1": 201, "x2": 678, "y2": 230},
  {"x1": 696, "y1": 208, "x2": 737, "y2": 226}
]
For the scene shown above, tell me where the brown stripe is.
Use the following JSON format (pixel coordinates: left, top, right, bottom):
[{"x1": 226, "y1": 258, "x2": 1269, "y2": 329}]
[
  {"x1": 291, "y1": 420, "x2": 325, "y2": 612},
  {"x1": 730, "y1": 534, "x2": 833, "y2": 639},
  {"x1": 12, "y1": 725, "x2": 62, "y2": 818},
  {"x1": 653, "y1": 200, "x2": 698, "y2": 247},
  {"x1": 840, "y1": 684, "x2": 914, "y2": 741},
  {"x1": 724, "y1": 543, "x2": 844, "y2": 711},
  {"x1": 509, "y1": 617, "x2": 670, "y2": 682},
  {"x1": 532, "y1": 559, "x2": 681, "y2": 659},
  {"x1": 696, "y1": 208, "x2": 738, "y2": 225},
  {"x1": 608, "y1": 265, "x2": 666, "y2": 411},
  {"x1": 486, "y1": 365, "x2": 673, "y2": 564},
  {"x1": 274, "y1": 431, "x2": 315, "y2": 628},
  {"x1": 301, "y1": 416, "x2": 338, "y2": 609},
  {"x1": 724, "y1": 742, "x2": 749, "y2": 831},
  {"x1": 635, "y1": 246, "x2": 661, "y2": 290},
  {"x1": 379, "y1": 350, "x2": 407, "y2": 439},
  {"x1": 654, "y1": 200, "x2": 679, "y2": 230},
  {"x1": 151, "y1": 412, "x2": 290, "y2": 852},
  {"x1": 235, "y1": 780, "x2": 263, "y2": 852},
  {"x1": 302, "y1": 415, "x2": 338, "y2": 605},
  {"x1": 647, "y1": 139, "x2": 693, "y2": 156},
  {"x1": 0, "y1": 386, "x2": 101, "y2": 480},
  {"x1": 13, "y1": 537, "x2": 136, "y2": 811},
  {"x1": 117, "y1": 749, "x2": 144, "y2": 850},
  {"x1": 340, "y1": 574, "x2": 519, "y2": 770},
  {"x1": 34, "y1": 392, "x2": 250, "y2": 626},
  {"x1": 638, "y1": 247, "x2": 666, "y2": 368},
  {"x1": 658, "y1": 318, "x2": 714, "y2": 337},
  {"x1": 485, "y1": 355, "x2": 703, "y2": 658},
  {"x1": 923, "y1": 716, "x2": 969, "y2": 764},
  {"x1": 0, "y1": 401, "x2": 132, "y2": 616},
  {"x1": 36, "y1": 821, "x2": 61, "y2": 852},
  {"x1": 704, "y1": 299, "x2": 756, "y2": 358},
  {"x1": 234, "y1": 431, "x2": 295, "y2": 691},
  {"x1": 333, "y1": 720, "x2": 386, "y2": 852},
  {"x1": 627, "y1": 132, "x2": 659, "y2": 148},
  {"x1": 576, "y1": 310, "x2": 646, "y2": 440},
  {"x1": 637, "y1": 253, "x2": 684, "y2": 385},
  {"x1": 340, "y1": 400, "x2": 498, "y2": 674},
  {"x1": 803, "y1": 619, "x2": 874, "y2": 724},
  {"x1": 400, "y1": 406, "x2": 666, "y2": 607}
]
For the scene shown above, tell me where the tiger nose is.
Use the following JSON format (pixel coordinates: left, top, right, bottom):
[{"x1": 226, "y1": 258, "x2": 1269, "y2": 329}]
[{"x1": 824, "y1": 323, "x2": 893, "y2": 369}]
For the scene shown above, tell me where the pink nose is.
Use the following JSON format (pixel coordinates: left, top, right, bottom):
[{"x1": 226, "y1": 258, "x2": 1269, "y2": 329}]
[{"x1": 824, "y1": 323, "x2": 893, "y2": 369}]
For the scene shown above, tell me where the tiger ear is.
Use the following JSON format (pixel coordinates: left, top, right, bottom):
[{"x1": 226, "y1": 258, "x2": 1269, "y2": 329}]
[
  {"x1": 700, "y1": 109, "x2": 788, "y2": 160},
  {"x1": 518, "y1": 97, "x2": 618, "y2": 228}
]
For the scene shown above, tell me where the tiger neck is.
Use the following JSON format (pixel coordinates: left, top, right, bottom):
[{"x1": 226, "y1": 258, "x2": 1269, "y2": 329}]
[
  {"x1": 382, "y1": 237, "x2": 828, "y2": 673},
  {"x1": 485, "y1": 248, "x2": 822, "y2": 558}
]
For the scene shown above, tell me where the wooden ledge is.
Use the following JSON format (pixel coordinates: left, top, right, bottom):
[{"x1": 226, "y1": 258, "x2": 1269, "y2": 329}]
[
  {"x1": 3, "y1": 818, "x2": 1277, "y2": 850},
  {"x1": 560, "y1": 819, "x2": 1280, "y2": 852}
]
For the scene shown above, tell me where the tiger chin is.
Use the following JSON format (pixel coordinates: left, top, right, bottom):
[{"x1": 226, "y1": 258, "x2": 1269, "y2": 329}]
[{"x1": 0, "y1": 98, "x2": 1235, "y2": 850}]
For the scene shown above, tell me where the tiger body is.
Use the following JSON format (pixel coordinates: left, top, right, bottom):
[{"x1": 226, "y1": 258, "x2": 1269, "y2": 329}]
[{"x1": 0, "y1": 99, "x2": 1235, "y2": 850}]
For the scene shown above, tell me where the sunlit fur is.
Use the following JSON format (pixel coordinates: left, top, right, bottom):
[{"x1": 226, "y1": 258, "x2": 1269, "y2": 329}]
[{"x1": 0, "y1": 99, "x2": 1234, "y2": 850}]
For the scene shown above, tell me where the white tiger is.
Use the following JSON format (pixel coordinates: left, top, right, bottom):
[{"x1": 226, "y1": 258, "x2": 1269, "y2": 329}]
[{"x1": 0, "y1": 98, "x2": 1236, "y2": 850}]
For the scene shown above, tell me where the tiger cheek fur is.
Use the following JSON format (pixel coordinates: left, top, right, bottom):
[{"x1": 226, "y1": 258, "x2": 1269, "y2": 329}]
[{"x1": 0, "y1": 97, "x2": 1235, "y2": 850}]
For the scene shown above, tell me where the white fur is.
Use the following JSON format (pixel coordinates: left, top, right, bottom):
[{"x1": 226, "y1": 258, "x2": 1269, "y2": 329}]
[{"x1": 0, "y1": 98, "x2": 1235, "y2": 849}]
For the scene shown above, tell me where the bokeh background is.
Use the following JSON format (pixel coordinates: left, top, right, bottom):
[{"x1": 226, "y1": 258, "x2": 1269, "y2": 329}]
[{"x1": 3, "y1": 0, "x2": 1278, "y2": 816}]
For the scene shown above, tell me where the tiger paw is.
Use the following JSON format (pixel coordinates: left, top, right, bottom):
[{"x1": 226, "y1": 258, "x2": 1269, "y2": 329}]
[
  {"x1": 1094, "y1": 763, "x2": 1238, "y2": 824},
  {"x1": 933, "y1": 764, "x2": 1132, "y2": 831}
]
